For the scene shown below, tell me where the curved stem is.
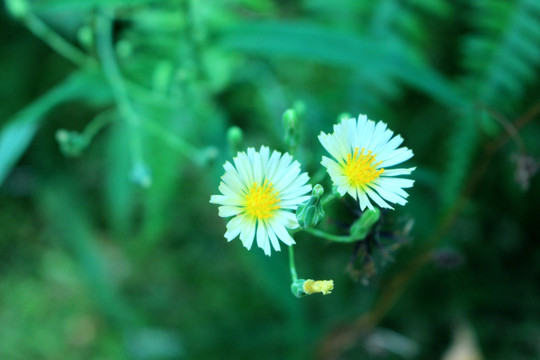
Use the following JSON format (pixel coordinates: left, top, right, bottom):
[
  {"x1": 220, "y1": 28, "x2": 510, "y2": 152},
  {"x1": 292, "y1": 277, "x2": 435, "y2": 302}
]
[
  {"x1": 82, "y1": 109, "x2": 117, "y2": 143},
  {"x1": 22, "y1": 13, "x2": 96, "y2": 68},
  {"x1": 96, "y1": 9, "x2": 145, "y2": 172},
  {"x1": 304, "y1": 227, "x2": 359, "y2": 243}
]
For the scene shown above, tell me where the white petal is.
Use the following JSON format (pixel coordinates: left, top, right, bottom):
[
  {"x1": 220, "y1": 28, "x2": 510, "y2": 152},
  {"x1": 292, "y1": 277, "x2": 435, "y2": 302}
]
[
  {"x1": 233, "y1": 152, "x2": 254, "y2": 185},
  {"x1": 319, "y1": 133, "x2": 339, "y2": 161},
  {"x1": 218, "y1": 206, "x2": 243, "y2": 217},
  {"x1": 371, "y1": 127, "x2": 394, "y2": 154},
  {"x1": 319, "y1": 130, "x2": 349, "y2": 162},
  {"x1": 264, "y1": 150, "x2": 282, "y2": 180},
  {"x1": 336, "y1": 185, "x2": 348, "y2": 196},
  {"x1": 279, "y1": 172, "x2": 310, "y2": 198},
  {"x1": 222, "y1": 161, "x2": 245, "y2": 191},
  {"x1": 370, "y1": 180, "x2": 410, "y2": 199},
  {"x1": 210, "y1": 194, "x2": 243, "y2": 206},
  {"x1": 259, "y1": 146, "x2": 270, "y2": 170},
  {"x1": 256, "y1": 220, "x2": 271, "y2": 256},
  {"x1": 377, "y1": 135, "x2": 404, "y2": 158},
  {"x1": 378, "y1": 177, "x2": 415, "y2": 189},
  {"x1": 371, "y1": 183, "x2": 407, "y2": 205},
  {"x1": 269, "y1": 221, "x2": 296, "y2": 246},
  {"x1": 225, "y1": 214, "x2": 246, "y2": 241},
  {"x1": 346, "y1": 118, "x2": 358, "y2": 149},
  {"x1": 358, "y1": 119, "x2": 375, "y2": 149},
  {"x1": 365, "y1": 188, "x2": 393, "y2": 209},
  {"x1": 381, "y1": 167, "x2": 416, "y2": 177},
  {"x1": 347, "y1": 185, "x2": 357, "y2": 200},
  {"x1": 380, "y1": 148, "x2": 413, "y2": 168},
  {"x1": 365, "y1": 121, "x2": 388, "y2": 150},
  {"x1": 252, "y1": 149, "x2": 263, "y2": 184},
  {"x1": 275, "y1": 210, "x2": 299, "y2": 229},
  {"x1": 280, "y1": 184, "x2": 312, "y2": 202},
  {"x1": 267, "y1": 223, "x2": 281, "y2": 252},
  {"x1": 218, "y1": 182, "x2": 243, "y2": 199},
  {"x1": 268, "y1": 152, "x2": 293, "y2": 183},
  {"x1": 279, "y1": 196, "x2": 311, "y2": 209},
  {"x1": 357, "y1": 190, "x2": 374, "y2": 211},
  {"x1": 273, "y1": 163, "x2": 301, "y2": 192},
  {"x1": 239, "y1": 217, "x2": 256, "y2": 250}
]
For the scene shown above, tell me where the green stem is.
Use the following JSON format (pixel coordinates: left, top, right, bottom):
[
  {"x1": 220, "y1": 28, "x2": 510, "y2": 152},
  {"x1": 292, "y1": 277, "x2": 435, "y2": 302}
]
[
  {"x1": 137, "y1": 120, "x2": 200, "y2": 160},
  {"x1": 288, "y1": 246, "x2": 298, "y2": 282},
  {"x1": 22, "y1": 13, "x2": 96, "y2": 68},
  {"x1": 321, "y1": 191, "x2": 340, "y2": 206},
  {"x1": 96, "y1": 9, "x2": 212, "y2": 168},
  {"x1": 82, "y1": 109, "x2": 117, "y2": 143},
  {"x1": 303, "y1": 227, "x2": 359, "y2": 243},
  {"x1": 96, "y1": 9, "x2": 145, "y2": 172}
]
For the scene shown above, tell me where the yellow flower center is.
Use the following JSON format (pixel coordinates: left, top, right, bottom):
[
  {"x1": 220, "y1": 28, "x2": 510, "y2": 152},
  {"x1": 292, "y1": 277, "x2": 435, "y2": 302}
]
[
  {"x1": 342, "y1": 147, "x2": 384, "y2": 187},
  {"x1": 244, "y1": 180, "x2": 280, "y2": 219}
]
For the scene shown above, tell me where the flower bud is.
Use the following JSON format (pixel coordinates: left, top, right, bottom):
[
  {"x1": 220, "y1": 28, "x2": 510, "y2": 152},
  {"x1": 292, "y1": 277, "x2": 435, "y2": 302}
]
[
  {"x1": 77, "y1": 26, "x2": 94, "y2": 49},
  {"x1": 55, "y1": 129, "x2": 87, "y2": 157},
  {"x1": 6, "y1": 0, "x2": 29, "y2": 19},
  {"x1": 227, "y1": 126, "x2": 243, "y2": 154},
  {"x1": 130, "y1": 162, "x2": 153, "y2": 188},
  {"x1": 296, "y1": 185, "x2": 325, "y2": 228},
  {"x1": 312, "y1": 184, "x2": 324, "y2": 198},
  {"x1": 337, "y1": 112, "x2": 351, "y2": 122},
  {"x1": 282, "y1": 108, "x2": 299, "y2": 152},
  {"x1": 350, "y1": 208, "x2": 381, "y2": 240}
]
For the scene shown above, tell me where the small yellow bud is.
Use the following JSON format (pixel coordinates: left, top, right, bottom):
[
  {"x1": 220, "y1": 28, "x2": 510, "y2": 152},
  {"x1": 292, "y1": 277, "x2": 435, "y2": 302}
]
[{"x1": 303, "y1": 279, "x2": 334, "y2": 295}]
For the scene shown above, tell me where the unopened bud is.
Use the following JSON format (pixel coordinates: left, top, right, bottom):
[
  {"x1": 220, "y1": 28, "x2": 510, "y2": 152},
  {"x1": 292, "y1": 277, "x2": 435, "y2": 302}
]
[
  {"x1": 227, "y1": 126, "x2": 243, "y2": 154},
  {"x1": 77, "y1": 26, "x2": 94, "y2": 48},
  {"x1": 296, "y1": 185, "x2": 325, "y2": 228},
  {"x1": 337, "y1": 112, "x2": 351, "y2": 122},
  {"x1": 6, "y1": 0, "x2": 29, "y2": 19},
  {"x1": 350, "y1": 208, "x2": 381, "y2": 240},
  {"x1": 116, "y1": 40, "x2": 132, "y2": 58},
  {"x1": 130, "y1": 162, "x2": 152, "y2": 188},
  {"x1": 55, "y1": 129, "x2": 87, "y2": 157},
  {"x1": 312, "y1": 184, "x2": 324, "y2": 198},
  {"x1": 283, "y1": 108, "x2": 299, "y2": 153}
]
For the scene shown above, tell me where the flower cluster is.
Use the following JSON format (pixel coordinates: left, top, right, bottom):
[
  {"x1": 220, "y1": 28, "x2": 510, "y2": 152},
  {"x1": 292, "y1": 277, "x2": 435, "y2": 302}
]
[{"x1": 210, "y1": 114, "x2": 415, "y2": 256}]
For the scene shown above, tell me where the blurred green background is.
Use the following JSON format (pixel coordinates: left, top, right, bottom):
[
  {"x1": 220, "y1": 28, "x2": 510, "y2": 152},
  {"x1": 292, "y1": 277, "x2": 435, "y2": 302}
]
[{"x1": 1, "y1": 0, "x2": 540, "y2": 359}]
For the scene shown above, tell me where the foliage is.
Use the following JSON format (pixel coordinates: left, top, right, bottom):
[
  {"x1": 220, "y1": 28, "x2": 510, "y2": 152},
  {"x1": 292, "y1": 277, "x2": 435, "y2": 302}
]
[{"x1": 1, "y1": 0, "x2": 540, "y2": 359}]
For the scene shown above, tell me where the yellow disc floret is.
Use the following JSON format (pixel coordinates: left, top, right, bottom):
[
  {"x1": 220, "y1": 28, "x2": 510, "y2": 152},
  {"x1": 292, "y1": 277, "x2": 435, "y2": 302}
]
[
  {"x1": 244, "y1": 179, "x2": 280, "y2": 220},
  {"x1": 342, "y1": 147, "x2": 384, "y2": 187}
]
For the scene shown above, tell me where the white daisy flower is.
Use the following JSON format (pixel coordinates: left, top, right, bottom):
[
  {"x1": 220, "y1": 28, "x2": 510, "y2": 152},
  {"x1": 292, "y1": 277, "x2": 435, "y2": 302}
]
[
  {"x1": 318, "y1": 114, "x2": 415, "y2": 210},
  {"x1": 210, "y1": 146, "x2": 312, "y2": 256}
]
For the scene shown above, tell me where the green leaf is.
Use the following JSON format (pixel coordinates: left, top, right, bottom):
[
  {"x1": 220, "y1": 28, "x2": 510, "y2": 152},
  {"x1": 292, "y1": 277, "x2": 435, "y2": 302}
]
[
  {"x1": 219, "y1": 21, "x2": 467, "y2": 108},
  {"x1": 0, "y1": 72, "x2": 112, "y2": 186},
  {"x1": 219, "y1": 21, "x2": 392, "y2": 67}
]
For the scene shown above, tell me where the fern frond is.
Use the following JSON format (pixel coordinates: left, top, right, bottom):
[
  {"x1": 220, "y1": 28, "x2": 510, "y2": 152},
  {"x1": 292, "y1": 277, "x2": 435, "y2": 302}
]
[
  {"x1": 463, "y1": 0, "x2": 540, "y2": 105},
  {"x1": 442, "y1": 0, "x2": 540, "y2": 210}
]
